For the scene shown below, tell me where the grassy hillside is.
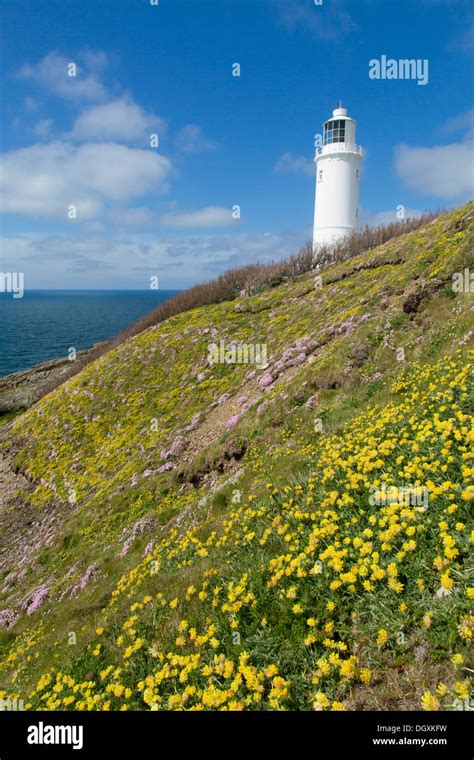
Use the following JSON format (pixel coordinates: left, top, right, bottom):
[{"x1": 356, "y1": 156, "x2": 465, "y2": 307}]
[{"x1": 0, "y1": 202, "x2": 472, "y2": 711}]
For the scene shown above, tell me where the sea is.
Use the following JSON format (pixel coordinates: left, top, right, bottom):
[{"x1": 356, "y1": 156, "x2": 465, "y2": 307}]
[{"x1": 0, "y1": 290, "x2": 180, "y2": 377}]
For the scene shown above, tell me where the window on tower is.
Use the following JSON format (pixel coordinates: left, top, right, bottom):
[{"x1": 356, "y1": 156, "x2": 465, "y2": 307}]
[{"x1": 323, "y1": 120, "x2": 346, "y2": 145}]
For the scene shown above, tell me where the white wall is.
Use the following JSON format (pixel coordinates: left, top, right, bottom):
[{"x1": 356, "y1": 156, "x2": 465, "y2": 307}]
[{"x1": 313, "y1": 150, "x2": 362, "y2": 247}]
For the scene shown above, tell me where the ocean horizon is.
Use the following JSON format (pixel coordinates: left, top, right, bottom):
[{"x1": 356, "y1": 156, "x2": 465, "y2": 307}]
[{"x1": 0, "y1": 289, "x2": 181, "y2": 377}]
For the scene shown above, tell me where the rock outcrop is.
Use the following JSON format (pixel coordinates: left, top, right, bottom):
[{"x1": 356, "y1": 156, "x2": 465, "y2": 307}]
[{"x1": 0, "y1": 346, "x2": 100, "y2": 414}]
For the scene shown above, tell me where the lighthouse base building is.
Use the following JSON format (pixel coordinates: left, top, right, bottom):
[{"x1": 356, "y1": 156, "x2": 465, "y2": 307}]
[{"x1": 313, "y1": 105, "x2": 364, "y2": 252}]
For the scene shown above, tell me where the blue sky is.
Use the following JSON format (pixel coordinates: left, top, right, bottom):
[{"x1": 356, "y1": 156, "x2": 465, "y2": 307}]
[{"x1": 0, "y1": 0, "x2": 473, "y2": 289}]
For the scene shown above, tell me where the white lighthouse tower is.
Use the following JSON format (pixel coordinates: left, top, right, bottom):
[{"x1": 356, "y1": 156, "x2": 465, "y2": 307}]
[{"x1": 313, "y1": 104, "x2": 363, "y2": 251}]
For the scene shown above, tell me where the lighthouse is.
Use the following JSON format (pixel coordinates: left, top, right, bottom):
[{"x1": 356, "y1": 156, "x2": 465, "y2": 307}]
[{"x1": 313, "y1": 104, "x2": 364, "y2": 252}]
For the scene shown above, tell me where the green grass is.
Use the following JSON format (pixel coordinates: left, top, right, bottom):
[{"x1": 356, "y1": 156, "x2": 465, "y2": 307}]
[{"x1": 0, "y1": 202, "x2": 472, "y2": 711}]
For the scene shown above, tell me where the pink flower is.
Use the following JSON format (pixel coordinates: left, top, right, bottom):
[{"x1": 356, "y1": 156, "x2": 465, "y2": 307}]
[
  {"x1": 158, "y1": 462, "x2": 175, "y2": 473},
  {"x1": 0, "y1": 608, "x2": 18, "y2": 628},
  {"x1": 293, "y1": 353, "x2": 307, "y2": 366},
  {"x1": 26, "y1": 585, "x2": 49, "y2": 615},
  {"x1": 161, "y1": 435, "x2": 186, "y2": 460},
  {"x1": 144, "y1": 541, "x2": 155, "y2": 557},
  {"x1": 70, "y1": 564, "x2": 99, "y2": 598},
  {"x1": 226, "y1": 415, "x2": 240, "y2": 430},
  {"x1": 259, "y1": 373, "x2": 274, "y2": 388}
]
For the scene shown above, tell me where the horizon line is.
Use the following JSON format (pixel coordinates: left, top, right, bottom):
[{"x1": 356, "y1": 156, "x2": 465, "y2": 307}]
[{"x1": 2, "y1": 287, "x2": 184, "y2": 292}]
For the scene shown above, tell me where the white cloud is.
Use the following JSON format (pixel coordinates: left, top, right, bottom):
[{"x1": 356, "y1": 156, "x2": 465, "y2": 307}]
[
  {"x1": 0, "y1": 141, "x2": 172, "y2": 219},
  {"x1": 17, "y1": 51, "x2": 108, "y2": 101},
  {"x1": 395, "y1": 140, "x2": 474, "y2": 199},
  {"x1": 161, "y1": 206, "x2": 236, "y2": 228},
  {"x1": 174, "y1": 124, "x2": 216, "y2": 154},
  {"x1": 274, "y1": 152, "x2": 314, "y2": 176},
  {"x1": 396, "y1": 110, "x2": 474, "y2": 200},
  {"x1": 441, "y1": 108, "x2": 474, "y2": 138},
  {"x1": 107, "y1": 207, "x2": 154, "y2": 226},
  {"x1": 80, "y1": 49, "x2": 109, "y2": 72},
  {"x1": 274, "y1": 0, "x2": 357, "y2": 39},
  {"x1": 81, "y1": 221, "x2": 107, "y2": 233},
  {"x1": 33, "y1": 118, "x2": 54, "y2": 138},
  {"x1": 363, "y1": 207, "x2": 424, "y2": 226},
  {"x1": 0, "y1": 228, "x2": 307, "y2": 289},
  {"x1": 70, "y1": 97, "x2": 166, "y2": 143},
  {"x1": 23, "y1": 97, "x2": 40, "y2": 111}
]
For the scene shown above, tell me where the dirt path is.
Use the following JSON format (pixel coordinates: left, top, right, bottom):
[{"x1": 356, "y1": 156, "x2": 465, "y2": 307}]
[
  {"x1": 182, "y1": 358, "x2": 311, "y2": 465},
  {"x1": 182, "y1": 377, "x2": 263, "y2": 463}
]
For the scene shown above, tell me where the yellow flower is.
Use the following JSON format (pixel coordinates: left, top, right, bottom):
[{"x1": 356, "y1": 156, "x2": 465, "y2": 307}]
[
  {"x1": 339, "y1": 657, "x2": 357, "y2": 679},
  {"x1": 264, "y1": 665, "x2": 278, "y2": 678},
  {"x1": 421, "y1": 691, "x2": 440, "y2": 711},
  {"x1": 454, "y1": 681, "x2": 470, "y2": 700},
  {"x1": 458, "y1": 614, "x2": 473, "y2": 640},
  {"x1": 376, "y1": 629, "x2": 388, "y2": 646},
  {"x1": 422, "y1": 612, "x2": 432, "y2": 629},
  {"x1": 440, "y1": 570, "x2": 454, "y2": 591},
  {"x1": 313, "y1": 692, "x2": 329, "y2": 710}
]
